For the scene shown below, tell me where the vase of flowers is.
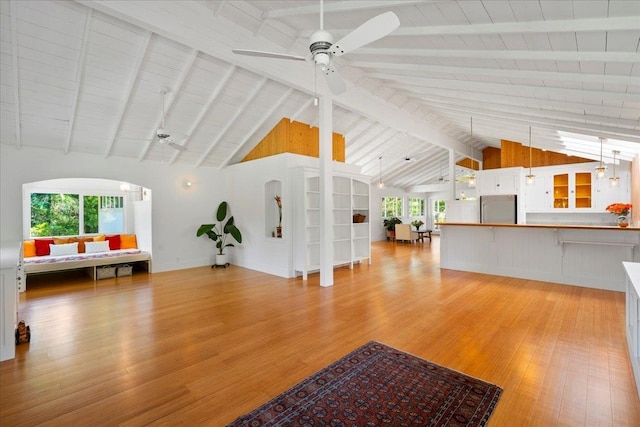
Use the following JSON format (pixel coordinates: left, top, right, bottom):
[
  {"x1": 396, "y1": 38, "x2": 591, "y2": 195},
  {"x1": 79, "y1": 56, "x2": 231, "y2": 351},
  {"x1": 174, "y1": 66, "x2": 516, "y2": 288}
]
[
  {"x1": 605, "y1": 203, "x2": 632, "y2": 227},
  {"x1": 411, "y1": 219, "x2": 424, "y2": 231},
  {"x1": 274, "y1": 195, "x2": 283, "y2": 237}
]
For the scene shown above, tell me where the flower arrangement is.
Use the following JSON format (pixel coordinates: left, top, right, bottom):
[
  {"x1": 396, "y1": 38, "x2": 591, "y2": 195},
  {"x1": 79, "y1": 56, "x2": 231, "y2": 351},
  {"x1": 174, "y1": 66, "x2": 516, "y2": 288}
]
[
  {"x1": 605, "y1": 203, "x2": 632, "y2": 216},
  {"x1": 274, "y1": 195, "x2": 282, "y2": 227},
  {"x1": 411, "y1": 219, "x2": 424, "y2": 230}
]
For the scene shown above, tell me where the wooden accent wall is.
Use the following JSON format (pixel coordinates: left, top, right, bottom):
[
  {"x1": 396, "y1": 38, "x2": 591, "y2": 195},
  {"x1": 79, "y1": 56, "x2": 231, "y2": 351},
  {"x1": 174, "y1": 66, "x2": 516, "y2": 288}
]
[
  {"x1": 500, "y1": 139, "x2": 592, "y2": 168},
  {"x1": 482, "y1": 140, "x2": 592, "y2": 170},
  {"x1": 456, "y1": 158, "x2": 479, "y2": 170},
  {"x1": 241, "y1": 118, "x2": 345, "y2": 162},
  {"x1": 482, "y1": 147, "x2": 502, "y2": 170}
]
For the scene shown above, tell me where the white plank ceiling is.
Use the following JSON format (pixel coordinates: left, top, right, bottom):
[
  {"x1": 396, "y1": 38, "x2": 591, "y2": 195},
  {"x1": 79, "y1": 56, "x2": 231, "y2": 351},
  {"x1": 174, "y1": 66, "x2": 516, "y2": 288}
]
[{"x1": 1, "y1": 0, "x2": 638, "y2": 189}]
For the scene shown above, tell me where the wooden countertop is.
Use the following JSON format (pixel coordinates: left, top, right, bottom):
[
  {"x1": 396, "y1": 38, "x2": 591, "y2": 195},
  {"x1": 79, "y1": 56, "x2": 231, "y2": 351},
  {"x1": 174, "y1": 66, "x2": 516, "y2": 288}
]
[{"x1": 438, "y1": 223, "x2": 640, "y2": 231}]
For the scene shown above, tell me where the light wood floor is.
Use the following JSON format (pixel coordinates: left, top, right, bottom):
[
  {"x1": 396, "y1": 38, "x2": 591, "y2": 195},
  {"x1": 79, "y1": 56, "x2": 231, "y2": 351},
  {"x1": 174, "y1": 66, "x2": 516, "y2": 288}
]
[{"x1": 1, "y1": 238, "x2": 639, "y2": 426}]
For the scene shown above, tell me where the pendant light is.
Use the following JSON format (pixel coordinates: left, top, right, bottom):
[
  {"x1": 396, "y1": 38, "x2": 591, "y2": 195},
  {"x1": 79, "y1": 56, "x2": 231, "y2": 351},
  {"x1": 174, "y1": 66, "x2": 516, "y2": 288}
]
[
  {"x1": 595, "y1": 137, "x2": 607, "y2": 179},
  {"x1": 609, "y1": 150, "x2": 619, "y2": 187},
  {"x1": 467, "y1": 117, "x2": 476, "y2": 188},
  {"x1": 525, "y1": 126, "x2": 535, "y2": 185},
  {"x1": 378, "y1": 156, "x2": 384, "y2": 189}
]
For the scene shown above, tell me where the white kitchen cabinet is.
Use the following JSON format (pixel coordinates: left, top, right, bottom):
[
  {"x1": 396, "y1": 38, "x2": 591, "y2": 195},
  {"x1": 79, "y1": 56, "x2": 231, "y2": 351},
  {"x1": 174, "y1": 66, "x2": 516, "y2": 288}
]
[
  {"x1": 523, "y1": 162, "x2": 630, "y2": 214},
  {"x1": 524, "y1": 172, "x2": 553, "y2": 212},
  {"x1": 594, "y1": 170, "x2": 630, "y2": 211},
  {"x1": 446, "y1": 200, "x2": 479, "y2": 223},
  {"x1": 293, "y1": 168, "x2": 371, "y2": 280},
  {"x1": 476, "y1": 167, "x2": 523, "y2": 196}
]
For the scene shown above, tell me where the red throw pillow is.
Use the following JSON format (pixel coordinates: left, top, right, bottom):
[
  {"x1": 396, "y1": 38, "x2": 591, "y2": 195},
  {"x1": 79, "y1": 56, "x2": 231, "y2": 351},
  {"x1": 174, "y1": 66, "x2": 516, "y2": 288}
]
[
  {"x1": 35, "y1": 239, "x2": 55, "y2": 256},
  {"x1": 105, "y1": 235, "x2": 121, "y2": 250}
]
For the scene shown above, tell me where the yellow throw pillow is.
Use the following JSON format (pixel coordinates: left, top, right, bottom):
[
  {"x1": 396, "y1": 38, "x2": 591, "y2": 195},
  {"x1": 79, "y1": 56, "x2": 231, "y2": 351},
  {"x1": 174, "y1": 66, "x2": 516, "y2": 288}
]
[
  {"x1": 23, "y1": 240, "x2": 36, "y2": 258},
  {"x1": 53, "y1": 237, "x2": 71, "y2": 245},
  {"x1": 120, "y1": 234, "x2": 138, "y2": 249},
  {"x1": 93, "y1": 234, "x2": 106, "y2": 242}
]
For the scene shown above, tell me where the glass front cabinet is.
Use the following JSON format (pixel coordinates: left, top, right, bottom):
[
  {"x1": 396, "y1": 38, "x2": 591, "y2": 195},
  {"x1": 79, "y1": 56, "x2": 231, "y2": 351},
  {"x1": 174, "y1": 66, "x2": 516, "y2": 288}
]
[{"x1": 553, "y1": 172, "x2": 592, "y2": 210}]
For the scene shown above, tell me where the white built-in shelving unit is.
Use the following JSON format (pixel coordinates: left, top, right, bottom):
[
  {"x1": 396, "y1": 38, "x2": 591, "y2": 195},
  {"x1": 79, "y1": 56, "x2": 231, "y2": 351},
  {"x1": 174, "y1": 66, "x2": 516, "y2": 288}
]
[{"x1": 294, "y1": 168, "x2": 370, "y2": 280}]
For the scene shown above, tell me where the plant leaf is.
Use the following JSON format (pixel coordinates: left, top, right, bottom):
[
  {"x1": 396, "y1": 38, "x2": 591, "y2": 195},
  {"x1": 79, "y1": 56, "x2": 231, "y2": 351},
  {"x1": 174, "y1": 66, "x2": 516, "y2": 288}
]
[{"x1": 216, "y1": 201, "x2": 228, "y2": 222}]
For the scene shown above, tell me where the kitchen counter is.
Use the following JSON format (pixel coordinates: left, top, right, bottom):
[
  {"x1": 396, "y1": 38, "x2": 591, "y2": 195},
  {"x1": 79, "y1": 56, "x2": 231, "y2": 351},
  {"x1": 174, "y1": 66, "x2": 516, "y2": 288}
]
[
  {"x1": 440, "y1": 224, "x2": 640, "y2": 292},
  {"x1": 440, "y1": 222, "x2": 639, "y2": 231}
]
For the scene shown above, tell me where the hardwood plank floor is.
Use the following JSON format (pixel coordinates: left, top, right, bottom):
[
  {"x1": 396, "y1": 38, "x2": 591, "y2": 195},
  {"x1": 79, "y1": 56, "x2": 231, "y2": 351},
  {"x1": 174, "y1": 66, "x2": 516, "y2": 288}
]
[{"x1": 1, "y1": 237, "x2": 639, "y2": 426}]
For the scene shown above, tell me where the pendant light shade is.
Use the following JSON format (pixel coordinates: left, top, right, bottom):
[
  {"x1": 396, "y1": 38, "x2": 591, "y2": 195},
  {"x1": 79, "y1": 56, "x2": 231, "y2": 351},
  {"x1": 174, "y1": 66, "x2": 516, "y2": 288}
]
[
  {"x1": 609, "y1": 150, "x2": 619, "y2": 187},
  {"x1": 595, "y1": 137, "x2": 607, "y2": 179},
  {"x1": 525, "y1": 126, "x2": 535, "y2": 185},
  {"x1": 378, "y1": 156, "x2": 384, "y2": 189}
]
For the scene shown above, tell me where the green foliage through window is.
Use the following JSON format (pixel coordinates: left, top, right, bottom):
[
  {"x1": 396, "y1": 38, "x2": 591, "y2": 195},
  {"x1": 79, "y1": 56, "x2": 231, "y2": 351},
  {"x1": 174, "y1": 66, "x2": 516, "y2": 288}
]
[
  {"x1": 408, "y1": 197, "x2": 425, "y2": 216},
  {"x1": 381, "y1": 197, "x2": 403, "y2": 218},
  {"x1": 30, "y1": 193, "x2": 124, "y2": 237},
  {"x1": 30, "y1": 193, "x2": 79, "y2": 237},
  {"x1": 433, "y1": 200, "x2": 446, "y2": 230}
]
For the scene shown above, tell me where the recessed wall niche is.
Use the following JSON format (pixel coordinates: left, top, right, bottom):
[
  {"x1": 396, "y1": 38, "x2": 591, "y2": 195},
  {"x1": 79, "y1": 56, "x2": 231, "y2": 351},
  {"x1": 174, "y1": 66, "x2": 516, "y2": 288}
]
[{"x1": 265, "y1": 180, "x2": 282, "y2": 238}]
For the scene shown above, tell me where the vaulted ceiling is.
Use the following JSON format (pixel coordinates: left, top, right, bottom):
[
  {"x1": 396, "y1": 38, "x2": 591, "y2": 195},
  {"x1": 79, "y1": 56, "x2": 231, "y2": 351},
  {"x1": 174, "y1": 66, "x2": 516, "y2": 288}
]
[{"x1": 1, "y1": 1, "x2": 638, "y2": 190}]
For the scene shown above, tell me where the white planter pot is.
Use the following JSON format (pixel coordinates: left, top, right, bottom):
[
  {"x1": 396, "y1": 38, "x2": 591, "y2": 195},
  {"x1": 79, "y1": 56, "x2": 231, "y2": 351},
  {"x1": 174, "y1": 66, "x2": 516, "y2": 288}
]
[{"x1": 215, "y1": 254, "x2": 228, "y2": 266}]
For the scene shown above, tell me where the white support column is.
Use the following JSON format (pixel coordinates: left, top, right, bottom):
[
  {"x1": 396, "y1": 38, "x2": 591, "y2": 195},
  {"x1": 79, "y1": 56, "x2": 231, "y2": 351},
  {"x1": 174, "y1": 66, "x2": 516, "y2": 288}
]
[
  {"x1": 319, "y1": 96, "x2": 334, "y2": 287},
  {"x1": 448, "y1": 149, "x2": 456, "y2": 199}
]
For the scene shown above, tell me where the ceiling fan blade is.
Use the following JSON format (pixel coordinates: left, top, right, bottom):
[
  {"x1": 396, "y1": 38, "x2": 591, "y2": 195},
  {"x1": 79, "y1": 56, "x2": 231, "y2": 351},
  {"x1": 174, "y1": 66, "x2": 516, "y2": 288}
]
[
  {"x1": 232, "y1": 49, "x2": 306, "y2": 61},
  {"x1": 166, "y1": 141, "x2": 186, "y2": 151},
  {"x1": 323, "y1": 65, "x2": 346, "y2": 95},
  {"x1": 329, "y1": 11, "x2": 400, "y2": 57}
]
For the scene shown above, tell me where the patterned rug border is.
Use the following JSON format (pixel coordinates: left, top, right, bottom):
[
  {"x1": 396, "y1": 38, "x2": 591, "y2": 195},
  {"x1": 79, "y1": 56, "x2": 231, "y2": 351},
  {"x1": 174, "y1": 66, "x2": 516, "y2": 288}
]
[{"x1": 227, "y1": 340, "x2": 503, "y2": 426}]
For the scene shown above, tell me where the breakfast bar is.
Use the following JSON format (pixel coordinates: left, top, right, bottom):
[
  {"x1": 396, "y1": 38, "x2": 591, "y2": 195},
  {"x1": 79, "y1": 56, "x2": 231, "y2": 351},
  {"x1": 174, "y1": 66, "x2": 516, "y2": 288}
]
[{"x1": 440, "y1": 223, "x2": 640, "y2": 292}]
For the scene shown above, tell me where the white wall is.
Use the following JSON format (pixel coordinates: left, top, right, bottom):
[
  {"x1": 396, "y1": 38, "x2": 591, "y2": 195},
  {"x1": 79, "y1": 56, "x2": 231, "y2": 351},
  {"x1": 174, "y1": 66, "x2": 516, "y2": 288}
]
[{"x1": 0, "y1": 145, "x2": 226, "y2": 273}]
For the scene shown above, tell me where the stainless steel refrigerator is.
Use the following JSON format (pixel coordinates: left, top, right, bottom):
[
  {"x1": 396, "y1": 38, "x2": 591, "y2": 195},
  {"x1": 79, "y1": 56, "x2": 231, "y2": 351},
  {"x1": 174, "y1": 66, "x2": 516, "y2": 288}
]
[{"x1": 480, "y1": 194, "x2": 517, "y2": 224}]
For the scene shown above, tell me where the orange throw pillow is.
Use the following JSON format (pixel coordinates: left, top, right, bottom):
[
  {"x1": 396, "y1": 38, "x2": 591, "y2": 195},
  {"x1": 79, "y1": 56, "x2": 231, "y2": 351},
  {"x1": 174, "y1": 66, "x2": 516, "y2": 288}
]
[
  {"x1": 120, "y1": 234, "x2": 137, "y2": 249},
  {"x1": 23, "y1": 240, "x2": 36, "y2": 258},
  {"x1": 93, "y1": 234, "x2": 106, "y2": 242}
]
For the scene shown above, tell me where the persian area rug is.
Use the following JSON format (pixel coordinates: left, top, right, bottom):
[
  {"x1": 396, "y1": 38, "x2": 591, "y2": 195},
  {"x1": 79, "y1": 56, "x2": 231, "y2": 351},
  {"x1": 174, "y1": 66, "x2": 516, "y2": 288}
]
[{"x1": 227, "y1": 341, "x2": 503, "y2": 427}]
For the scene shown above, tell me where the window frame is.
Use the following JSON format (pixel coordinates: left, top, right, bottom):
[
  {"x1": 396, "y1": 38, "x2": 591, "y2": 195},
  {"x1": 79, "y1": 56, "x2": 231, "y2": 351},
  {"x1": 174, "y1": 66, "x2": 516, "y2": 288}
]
[
  {"x1": 28, "y1": 189, "x2": 127, "y2": 238},
  {"x1": 381, "y1": 196, "x2": 403, "y2": 218}
]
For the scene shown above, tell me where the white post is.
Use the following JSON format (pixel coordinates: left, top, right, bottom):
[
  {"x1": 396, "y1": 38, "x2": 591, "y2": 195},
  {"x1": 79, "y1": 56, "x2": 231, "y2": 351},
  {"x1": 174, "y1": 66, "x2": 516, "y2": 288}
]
[
  {"x1": 319, "y1": 96, "x2": 334, "y2": 287},
  {"x1": 448, "y1": 149, "x2": 456, "y2": 200}
]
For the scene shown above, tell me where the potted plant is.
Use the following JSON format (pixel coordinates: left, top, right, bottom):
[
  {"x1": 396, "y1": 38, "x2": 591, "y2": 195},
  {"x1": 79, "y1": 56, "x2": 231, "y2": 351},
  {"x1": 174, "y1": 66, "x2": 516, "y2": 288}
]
[
  {"x1": 196, "y1": 201, "x2": 242, "y2": 267},
  {"x1": 411, "y1": 219, "x2": 424, "y2": 231},
  {"x1": 383, "y1": 217, "x2": 402, "y2": 240}
]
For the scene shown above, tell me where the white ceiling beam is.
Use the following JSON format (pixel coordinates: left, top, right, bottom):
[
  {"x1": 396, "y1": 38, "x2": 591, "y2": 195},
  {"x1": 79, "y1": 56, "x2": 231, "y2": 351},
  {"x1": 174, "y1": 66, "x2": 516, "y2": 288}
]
[
  {"x1": 399, "y1": 84, "x2": 638, "y2": 117},
  {"x1": 424, "y1": 102, "x2": 640, "y2": 142},
  {"x1": 370, "y1": 73, "x2": 638, "y2": 103},
  {"x1": 196, "y1": 77, "x2": 268, "y2": 167},
  {"x1": 167, "y1": 65, "x2": 237, "y2": 165},
  {"x1": 263, "y1": 1, "x2": 427, "y2": 18},
  {"x1": 354, "y1": 61, "x2": 638, "y2": 86},
  {"x1": 9, "y1": 0, "x2": 21, "y2": 149},
  {"x1": 64, "y1": 9, "x2": 93, "y2": 154},
  {"x1": 78, "y1": 0, "x2": 470, "y2": 158},
  {"x1": 344, "y1": 120, "x2": 377, "y2": 146},
  {"x1": 348, "y1": 128, "x2": 399, "y2": 165},
  {"x1": 346, "y1": 124, "x2": 388, "y2": 156},
  {"x1": 104, "y1": 31, "x2": 152, "y2": 158},
  {"x1": 353, "y1": 48, "x2": 640, "y2": 63},
  {"x1": 405, "y1": 92, "x2": 639, "y2": 129},
  {"x1": 221, "y1": 88, "x2": 294, "y2": 167},
  {"x1": 385, "y1": 16, "x2": 640, "y2": 36},
  {"x1": 289, "y1": 97, "x2": 314, "y2": 122},
  {"x1": 138, "y1": 48, "x2": 199, "y2": 162}
]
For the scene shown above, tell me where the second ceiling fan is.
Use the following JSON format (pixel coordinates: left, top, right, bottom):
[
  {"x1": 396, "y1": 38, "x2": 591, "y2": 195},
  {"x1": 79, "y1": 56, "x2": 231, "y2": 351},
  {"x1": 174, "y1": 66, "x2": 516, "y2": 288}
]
[{"x1": 232, "y1": 0, "x2": 400, "y2": 95}]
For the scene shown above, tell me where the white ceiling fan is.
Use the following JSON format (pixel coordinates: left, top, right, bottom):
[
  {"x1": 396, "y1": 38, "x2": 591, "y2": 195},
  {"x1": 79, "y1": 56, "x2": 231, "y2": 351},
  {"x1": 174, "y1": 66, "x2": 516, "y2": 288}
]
[
  {"x1": 154, "y1": 88, "x2": 186, "y2": 152},
  {"x1": 232, "y1": 0, "x2": 400, "y2": 95}
]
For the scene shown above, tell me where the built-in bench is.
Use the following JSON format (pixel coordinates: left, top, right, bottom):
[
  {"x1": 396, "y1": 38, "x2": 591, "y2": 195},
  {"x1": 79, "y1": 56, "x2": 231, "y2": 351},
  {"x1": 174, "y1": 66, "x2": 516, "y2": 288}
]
[
  {"x1": 23, "y1": 249, "x2": 151, "y2": 282},
  {"x1": 19, "y1": 235, "x2": 151, "y2": 291}
]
